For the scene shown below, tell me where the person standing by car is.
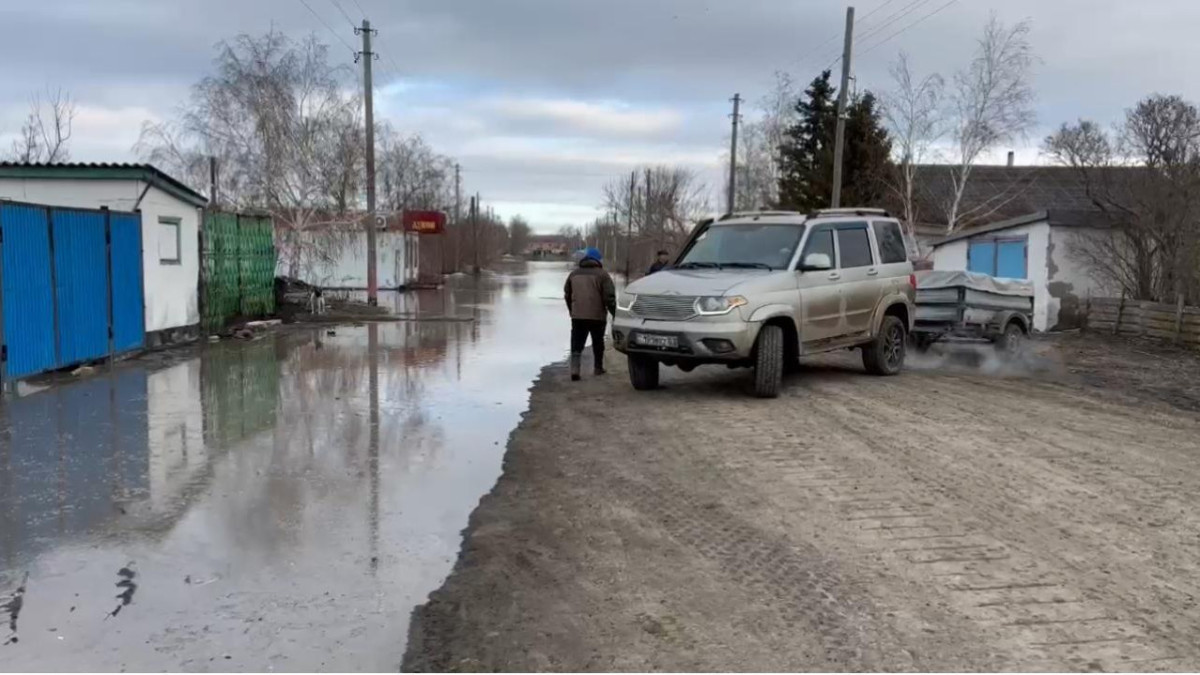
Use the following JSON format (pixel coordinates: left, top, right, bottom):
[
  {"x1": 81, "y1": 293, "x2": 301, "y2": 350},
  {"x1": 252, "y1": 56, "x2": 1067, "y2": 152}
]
[
  {"x1": 565, "y1": 247, "x2": 616, "y2": 381},
  {"x1": 646, "y1": 250, "x2": 671, "y2": 275}
]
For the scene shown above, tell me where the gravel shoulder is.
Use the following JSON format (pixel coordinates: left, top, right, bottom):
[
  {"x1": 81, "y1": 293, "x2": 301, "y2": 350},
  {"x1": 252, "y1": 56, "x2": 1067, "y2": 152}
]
[{"x1": 403, "y1": 334, "x2": 1200, "y2": 672}]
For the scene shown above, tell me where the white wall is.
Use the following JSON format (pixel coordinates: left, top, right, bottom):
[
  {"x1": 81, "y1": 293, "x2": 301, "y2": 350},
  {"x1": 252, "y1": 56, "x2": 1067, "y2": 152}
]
[
  {"x1": 931, "y1": 220, "x2": 1057, "y2": 331},
  {"x1": 0, "y1": 177, "x2": 201, "y2": 332},
  {"x1": 284, "y1": 229, "x2": 416, "y2": 288}
]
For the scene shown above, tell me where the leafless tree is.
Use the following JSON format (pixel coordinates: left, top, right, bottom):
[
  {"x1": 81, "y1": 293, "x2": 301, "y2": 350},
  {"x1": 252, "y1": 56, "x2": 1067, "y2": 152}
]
[
  {"x1": 10, "y1": 88, "x2": 76, "y2": 163},
  {"x1": 882, "y1": 52, "x2": 944, "y2": 242},
  {"x1": 507, "y1": 215, "x2": 532, "y2": 255},
  {"x1": 601, "y1": 165, "x2": 709, "y2": 273},
  {"x1": 724, "y1": 72, "x2": 796, "y2": 210},
  {"x1": 135, "y1": 31, "x2": 369, "y2": 276},
  {"x1": 376, "y1": 126, "x2": 454, "y2": 215},
  {"x1": 945, "y1": 15, "x2": 1036, "y2": 232},
  {"x1": 1044, "y1": 95, "x2": 1200, "y2": 302}
]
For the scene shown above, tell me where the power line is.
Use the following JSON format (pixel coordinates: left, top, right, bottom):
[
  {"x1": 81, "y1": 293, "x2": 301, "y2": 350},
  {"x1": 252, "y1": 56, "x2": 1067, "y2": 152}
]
[
  {"x1": 860, "y1": 0, "x2": 959, "y2": 56},
  {"x1": 350, "y1": 0, "x2": 367, "y2": 19},
  {"x1": 857, "y1": 0, "x2": 899, "y2": 24},
  {"x1": 300, "y1": 0, "x2": 356, "y2": 55},
  {"x1": 823, "y1": 0, "x2": 933, "y2": 70},
  {"x1": 328, "y1": 0, "x2": 357, "y2": 29},
  {"x1": 796, "y1": 0, "x2": 892, "y2": 73}
]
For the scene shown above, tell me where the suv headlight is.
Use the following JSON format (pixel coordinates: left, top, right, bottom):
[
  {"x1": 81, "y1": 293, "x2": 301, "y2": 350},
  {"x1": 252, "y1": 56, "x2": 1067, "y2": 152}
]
[
  {"x1": 617, "y1": 293, "x2": 637, "y2": 312},
  {"x1": 695, "y1": 295, "x2": 748, "y2": 316}
]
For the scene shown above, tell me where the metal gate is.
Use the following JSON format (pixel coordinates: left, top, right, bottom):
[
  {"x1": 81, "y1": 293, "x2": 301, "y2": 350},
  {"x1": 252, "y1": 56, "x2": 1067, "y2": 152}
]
[
  {"x1": 201, "y1": 211, "x2": 276, "y2": 331},
  {"x1": 0, "y1": 202, "x2": 145, "y2": 382}
]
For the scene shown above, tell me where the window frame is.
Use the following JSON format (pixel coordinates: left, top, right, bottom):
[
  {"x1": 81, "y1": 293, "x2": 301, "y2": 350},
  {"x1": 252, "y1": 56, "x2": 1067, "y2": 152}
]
[
  {"x1": 158, "y1": 216, "x2": 182, "y2": 265},
  {"x1": 968, "y1": 234, "x2": 1028, "y2": 279}
]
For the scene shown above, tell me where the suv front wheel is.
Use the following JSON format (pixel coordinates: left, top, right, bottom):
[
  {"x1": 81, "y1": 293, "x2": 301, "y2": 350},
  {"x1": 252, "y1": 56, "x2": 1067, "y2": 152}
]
[
  {"x1": 754, "y1": 324, "x2": 784, "y2": 398},
  {"x1": 863, "y1": 315, "x2": 906, "y2": 376},
  {"x1": 628, "y1": 355, "x2": 660, "y2": 390}
]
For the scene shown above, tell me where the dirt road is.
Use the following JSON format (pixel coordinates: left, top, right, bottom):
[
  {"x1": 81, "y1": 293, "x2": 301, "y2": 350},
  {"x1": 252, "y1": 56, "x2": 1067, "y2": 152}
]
[{"x1": 404, "y1": 336, "x2": 1200, "y2": 672}]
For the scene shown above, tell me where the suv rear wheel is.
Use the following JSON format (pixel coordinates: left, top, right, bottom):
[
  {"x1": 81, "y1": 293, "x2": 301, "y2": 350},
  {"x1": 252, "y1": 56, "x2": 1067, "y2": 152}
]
[
  {"x1": 863, "y1": 315, "x2": 906, "y2": 376},
  {"x1": 754, "y1": 324, "x2": 784, "y2": 398},
  {"x1": 628, "y1": 355, "x2": 660, "y2": 390}
]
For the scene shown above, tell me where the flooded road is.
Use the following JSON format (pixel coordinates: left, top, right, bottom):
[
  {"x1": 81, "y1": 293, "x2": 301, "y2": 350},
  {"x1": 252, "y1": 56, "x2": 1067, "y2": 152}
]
[{"x1": 0, "y1": 261, "x2": 574, "y2": 671}]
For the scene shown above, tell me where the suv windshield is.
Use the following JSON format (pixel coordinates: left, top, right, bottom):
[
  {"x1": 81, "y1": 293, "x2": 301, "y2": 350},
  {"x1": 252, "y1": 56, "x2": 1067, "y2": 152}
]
[{"x1": 676, "y1": 224, "x2": 805, "y2": 270}]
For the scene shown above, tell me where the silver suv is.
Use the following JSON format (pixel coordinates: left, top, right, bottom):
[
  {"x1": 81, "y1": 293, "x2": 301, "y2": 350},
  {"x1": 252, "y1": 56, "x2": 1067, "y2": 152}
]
[{"x1": 612, "y1": 208, "x2": 916, "y2": 398}]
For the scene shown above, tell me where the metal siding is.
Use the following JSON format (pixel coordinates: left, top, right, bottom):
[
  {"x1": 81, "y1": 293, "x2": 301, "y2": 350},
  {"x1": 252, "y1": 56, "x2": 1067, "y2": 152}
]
[
  {"x1": 1, "y1": 204, "x2": 57, "y2": 378},
  {"x1": 51, "y1": 209, "x2": 110, "y2": 366},
  {"x1": 110, "y1": 212, "x2": 146, "y2": 351}
]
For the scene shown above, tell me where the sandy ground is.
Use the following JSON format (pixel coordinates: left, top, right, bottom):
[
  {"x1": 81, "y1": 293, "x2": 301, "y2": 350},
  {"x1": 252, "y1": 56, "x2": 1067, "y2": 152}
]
[{"x1": 403, "y1": 333, "x2": 1200, "y2": 672}]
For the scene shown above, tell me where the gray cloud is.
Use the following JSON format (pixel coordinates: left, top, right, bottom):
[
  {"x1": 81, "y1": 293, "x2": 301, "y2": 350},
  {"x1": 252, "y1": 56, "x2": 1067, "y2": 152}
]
[{"x1": 1, "y1": 0, "x2": 1197, "y2": 231}]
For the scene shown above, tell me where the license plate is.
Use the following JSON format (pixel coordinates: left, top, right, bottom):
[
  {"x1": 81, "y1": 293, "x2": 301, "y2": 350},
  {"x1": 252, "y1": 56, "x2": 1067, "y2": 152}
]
[{"x1": 635, "y1": 333, "x2": 678, "y2": 349}]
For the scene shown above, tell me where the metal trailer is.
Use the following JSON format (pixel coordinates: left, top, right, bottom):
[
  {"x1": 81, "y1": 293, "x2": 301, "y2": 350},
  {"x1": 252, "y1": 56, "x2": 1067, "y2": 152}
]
[{"x1": 911, "y1": 270, "x2": 1034, "y2": 353}]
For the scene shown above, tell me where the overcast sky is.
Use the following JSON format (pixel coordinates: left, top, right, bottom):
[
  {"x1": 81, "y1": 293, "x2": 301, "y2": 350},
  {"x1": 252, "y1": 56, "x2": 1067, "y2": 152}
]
[{"x1": 1, "y1": 0, "x2": 1197, "y2": 232}]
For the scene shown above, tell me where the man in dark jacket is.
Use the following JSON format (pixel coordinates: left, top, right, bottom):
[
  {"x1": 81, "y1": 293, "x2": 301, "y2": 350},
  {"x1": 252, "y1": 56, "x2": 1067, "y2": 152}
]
[
  {"x1": 564, "y1": 247, "x2": 616, "y2": 381},
  {"x1": 647, "y1": 250, "x2": 671, "y2": 275}
]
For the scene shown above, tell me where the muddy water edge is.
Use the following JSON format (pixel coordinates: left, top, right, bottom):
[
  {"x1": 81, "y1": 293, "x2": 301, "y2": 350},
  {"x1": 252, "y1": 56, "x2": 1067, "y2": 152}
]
[{"x1": 0, "y1": 261, "x2": 575, "y2": 671}]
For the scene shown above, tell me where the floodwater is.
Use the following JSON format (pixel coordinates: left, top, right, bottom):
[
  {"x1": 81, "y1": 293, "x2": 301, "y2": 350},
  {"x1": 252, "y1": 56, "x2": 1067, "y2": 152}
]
[{"x1": 0, "y1": 261, "x2": 574, "y2": 671}]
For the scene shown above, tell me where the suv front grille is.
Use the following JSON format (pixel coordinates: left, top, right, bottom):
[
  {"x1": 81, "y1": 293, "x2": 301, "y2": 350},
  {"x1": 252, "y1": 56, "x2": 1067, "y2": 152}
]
[{"x1": 630, "y1": 295, "x2": 698, "y2": 321}]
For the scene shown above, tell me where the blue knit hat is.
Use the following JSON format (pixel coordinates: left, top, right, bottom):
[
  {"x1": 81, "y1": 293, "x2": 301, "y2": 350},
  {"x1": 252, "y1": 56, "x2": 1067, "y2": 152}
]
[{"x1": 581, "y1": 247, "x2": 603, "y2": 262}]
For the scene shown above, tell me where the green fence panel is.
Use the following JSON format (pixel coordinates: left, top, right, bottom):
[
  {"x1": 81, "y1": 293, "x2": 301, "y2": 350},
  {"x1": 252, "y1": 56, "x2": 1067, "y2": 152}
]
[
  {"x1": 238, "y1": 214, "x2": 276, "y2": 317},
  {"x1": 201, "y1": 338, "x2": 280, "y2": 449},
  {"x1": 201, "y1": 210, "x2": 276, "y2": 331}
]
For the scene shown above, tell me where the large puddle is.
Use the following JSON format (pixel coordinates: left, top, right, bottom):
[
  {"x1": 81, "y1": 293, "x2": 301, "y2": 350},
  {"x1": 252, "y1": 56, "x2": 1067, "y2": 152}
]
[{"x1": 0, "y1": 261, "x2": 574, "y2": 670}]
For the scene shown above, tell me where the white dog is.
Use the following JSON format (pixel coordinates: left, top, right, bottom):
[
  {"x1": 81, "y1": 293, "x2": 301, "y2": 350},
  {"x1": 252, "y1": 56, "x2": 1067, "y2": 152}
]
[{"x1": 308, "y1": 288, "x2": 327, "y2": 315}]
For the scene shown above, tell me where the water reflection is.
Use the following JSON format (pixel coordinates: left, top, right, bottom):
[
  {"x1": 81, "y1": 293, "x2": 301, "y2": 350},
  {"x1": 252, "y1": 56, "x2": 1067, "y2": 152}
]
[{"x1": 0, "y1": 261, "x2": 572, "y2": 670}]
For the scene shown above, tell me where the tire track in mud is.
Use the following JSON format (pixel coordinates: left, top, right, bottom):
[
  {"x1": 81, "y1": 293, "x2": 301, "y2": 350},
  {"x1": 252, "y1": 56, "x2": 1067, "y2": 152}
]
[{"x1": 684, "y1": 368, "x2": 1196, "y2": 671}]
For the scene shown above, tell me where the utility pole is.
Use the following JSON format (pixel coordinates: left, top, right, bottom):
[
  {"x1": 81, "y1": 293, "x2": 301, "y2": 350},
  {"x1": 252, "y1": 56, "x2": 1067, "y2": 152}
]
[
  {"x1": 727, "y1": 93, "x2": 741, "y2": 214},
  {"x1": 472, "y1": 193, "x2": 480, "y2": 274},
  {"x1": 830, "y1": 6, "x2": 855, "y2": 208},
  {"x1": 209, "y1": 156, "x2": 219, "y2": 206},
  {"x1": 645, "y1": 167, "x2": 652, "y2": 248},
  {"x1": 356, "y1": 19, "x2": 379, "y2": 304},
  {"x1": 625, "y1": 170, "x2": 635, "y2": 280},
  {"x1": 452, "y1": 162, "x2": 461, "y2": 273}
]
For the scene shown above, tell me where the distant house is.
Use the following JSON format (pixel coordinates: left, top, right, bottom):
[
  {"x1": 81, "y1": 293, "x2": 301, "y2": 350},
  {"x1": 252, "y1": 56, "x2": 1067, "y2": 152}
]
[
  {"x1": 915, "y1": 165, "x2": 1113, "y2": 332},
  {"x1": 524, "y1": 235, "x2": 570, "y2": 258},
  {"x1": 0, "y1": 162, "x2": 208, "y2": 345}
]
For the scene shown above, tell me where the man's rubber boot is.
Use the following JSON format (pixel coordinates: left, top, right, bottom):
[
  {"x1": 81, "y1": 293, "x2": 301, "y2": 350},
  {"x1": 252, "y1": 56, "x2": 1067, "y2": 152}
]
[
  {"x1": 594, "y1": 354, "x2": 606, "y2": 376},
  {"x1": 570, "y1": 353, "x2": 582, "y2": 381}
]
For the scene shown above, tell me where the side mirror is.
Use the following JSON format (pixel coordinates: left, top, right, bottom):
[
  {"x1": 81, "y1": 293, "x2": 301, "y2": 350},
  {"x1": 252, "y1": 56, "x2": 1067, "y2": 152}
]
[{"x1": 800, "y1": 252, "x2": 833, "y2": 271}]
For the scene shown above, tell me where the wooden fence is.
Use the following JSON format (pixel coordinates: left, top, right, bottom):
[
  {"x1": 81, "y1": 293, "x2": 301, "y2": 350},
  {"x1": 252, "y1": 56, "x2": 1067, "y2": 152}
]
[{"x1": 1086, "y1": 296, "x2": 1200, "y2": 348}]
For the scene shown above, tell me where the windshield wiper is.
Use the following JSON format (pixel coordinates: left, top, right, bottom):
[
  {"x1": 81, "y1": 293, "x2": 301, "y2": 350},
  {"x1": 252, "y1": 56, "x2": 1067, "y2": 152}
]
[
  {"x1": 676, "y1": 261, "x2": 722, "y2": 269},
  {"x1": 723, "y1": 262, "x2": 773, "y2": 270}
]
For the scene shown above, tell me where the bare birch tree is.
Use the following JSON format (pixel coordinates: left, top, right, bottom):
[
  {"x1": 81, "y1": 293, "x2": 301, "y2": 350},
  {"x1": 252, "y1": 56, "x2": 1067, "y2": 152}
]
[
  {"x1": 882, "y1": 52, "x2": 944, "y2": 243},
  {"x1": 9, "y1": 88, "x2": 76, "y2": 163},
  {"x1": 1044, "y1": 95, "x2": 1200, "y2": 302},
  {"x1": 723, "y1": 72, "x2": 795, "y2": 210},
  {"x1": 601, "y1": 165, "x2": 709, "y2": 272},
  {"x1": 945, "y1": 15, "x2": 1036, "y2": 233}
]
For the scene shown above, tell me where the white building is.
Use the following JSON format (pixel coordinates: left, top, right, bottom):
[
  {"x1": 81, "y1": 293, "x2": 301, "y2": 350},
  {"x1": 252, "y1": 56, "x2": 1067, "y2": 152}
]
[
  {"x1": 0, "y1": 163, "x2": 208, "y2": 343},
  {"x1": 930, "y1": 210, "x2": 1111, "y2": 332},
  {"x1": 278, "y1": 218, "x2": 420, "y2": 290}
]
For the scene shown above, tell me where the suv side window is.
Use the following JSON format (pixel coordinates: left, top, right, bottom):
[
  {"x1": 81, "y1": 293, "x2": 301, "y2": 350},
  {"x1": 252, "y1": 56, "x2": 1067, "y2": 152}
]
[
  {"x1": 873, "y1": 220, "x2": 908, "y2": 264},
  {"x1": 836, "y1": 224, "x2": 874, "y2": 268},
  {"x1": 801, "y1": 226, "x2": 835, "y2": 264}
]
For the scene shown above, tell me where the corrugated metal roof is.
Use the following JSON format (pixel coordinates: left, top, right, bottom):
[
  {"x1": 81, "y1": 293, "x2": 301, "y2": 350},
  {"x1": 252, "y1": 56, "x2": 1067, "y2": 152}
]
[{"x1": 0, "y1": 162, "x2": 209, "y2": 207}]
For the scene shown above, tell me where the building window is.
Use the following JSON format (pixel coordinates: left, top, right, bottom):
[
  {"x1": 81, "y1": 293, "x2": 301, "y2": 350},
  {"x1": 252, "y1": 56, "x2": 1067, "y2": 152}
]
[
  {"x1": 968, "y1": 236, "x2": 1027, "y2": 278},
  {"x1": 158, "y1": 216, "x2": 181, "y2": 264}
]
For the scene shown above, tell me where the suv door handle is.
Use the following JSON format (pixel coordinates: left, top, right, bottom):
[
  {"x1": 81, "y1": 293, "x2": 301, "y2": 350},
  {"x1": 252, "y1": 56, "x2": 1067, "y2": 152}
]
[
  {"x1": 827, "y1": 272, "x2": 841, "y2": 281},
  {"x1": 866, "y1": 268, "x2": 879, "y2": 276}
]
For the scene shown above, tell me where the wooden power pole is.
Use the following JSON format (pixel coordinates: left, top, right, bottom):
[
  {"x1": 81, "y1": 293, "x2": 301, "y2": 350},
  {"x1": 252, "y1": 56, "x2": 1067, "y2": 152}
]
[
  {"x1": 830, "y1": 6, "x2": 855, "y2": 208},
  {"x1": 625, "y1": 170, "x2": 635, "y2": 280},
  {"x1": 357, "y1": 19, "x2": 379, "y2": 304},
  {"x1": 727, "y1": 93, "x2": 741, "y2": 214}
]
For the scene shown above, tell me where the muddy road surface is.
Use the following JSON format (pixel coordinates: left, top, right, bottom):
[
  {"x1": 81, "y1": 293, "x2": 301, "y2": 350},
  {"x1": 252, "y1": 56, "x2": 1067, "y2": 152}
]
[
  {"x1": 405, "y1": 336, "x2": 1200, "y2": 672},
  {"x1": 0, "y1": 262, "x2": 575, "y2": 671}
]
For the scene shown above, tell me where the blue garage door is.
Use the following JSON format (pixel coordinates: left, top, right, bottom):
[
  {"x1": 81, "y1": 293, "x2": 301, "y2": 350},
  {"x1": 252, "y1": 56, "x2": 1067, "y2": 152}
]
[
  {"x1": 110, "y1": 212, "x2": 145, "y2": 353},
  {"x1": 52, "y1": 209, "x2": 110, "y2": 366},
  {"x1": 0, "y1": 204, "x2": 57, "y2": 377}
]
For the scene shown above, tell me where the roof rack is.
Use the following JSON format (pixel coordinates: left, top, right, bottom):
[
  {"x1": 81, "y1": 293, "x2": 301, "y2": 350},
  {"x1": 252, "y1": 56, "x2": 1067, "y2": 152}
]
[
  {"x1": 717, "y1": 209, "x2": 804, "y2": 221},
  {"x1": 808, "y1": 207, "x2": 891, "y2": 218}
]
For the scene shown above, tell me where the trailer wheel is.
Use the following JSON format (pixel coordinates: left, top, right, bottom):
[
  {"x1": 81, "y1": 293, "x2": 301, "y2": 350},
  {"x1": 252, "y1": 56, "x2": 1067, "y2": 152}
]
[{"x1": 996, "y1": 321, "x2": 1026, "y2": 354}]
